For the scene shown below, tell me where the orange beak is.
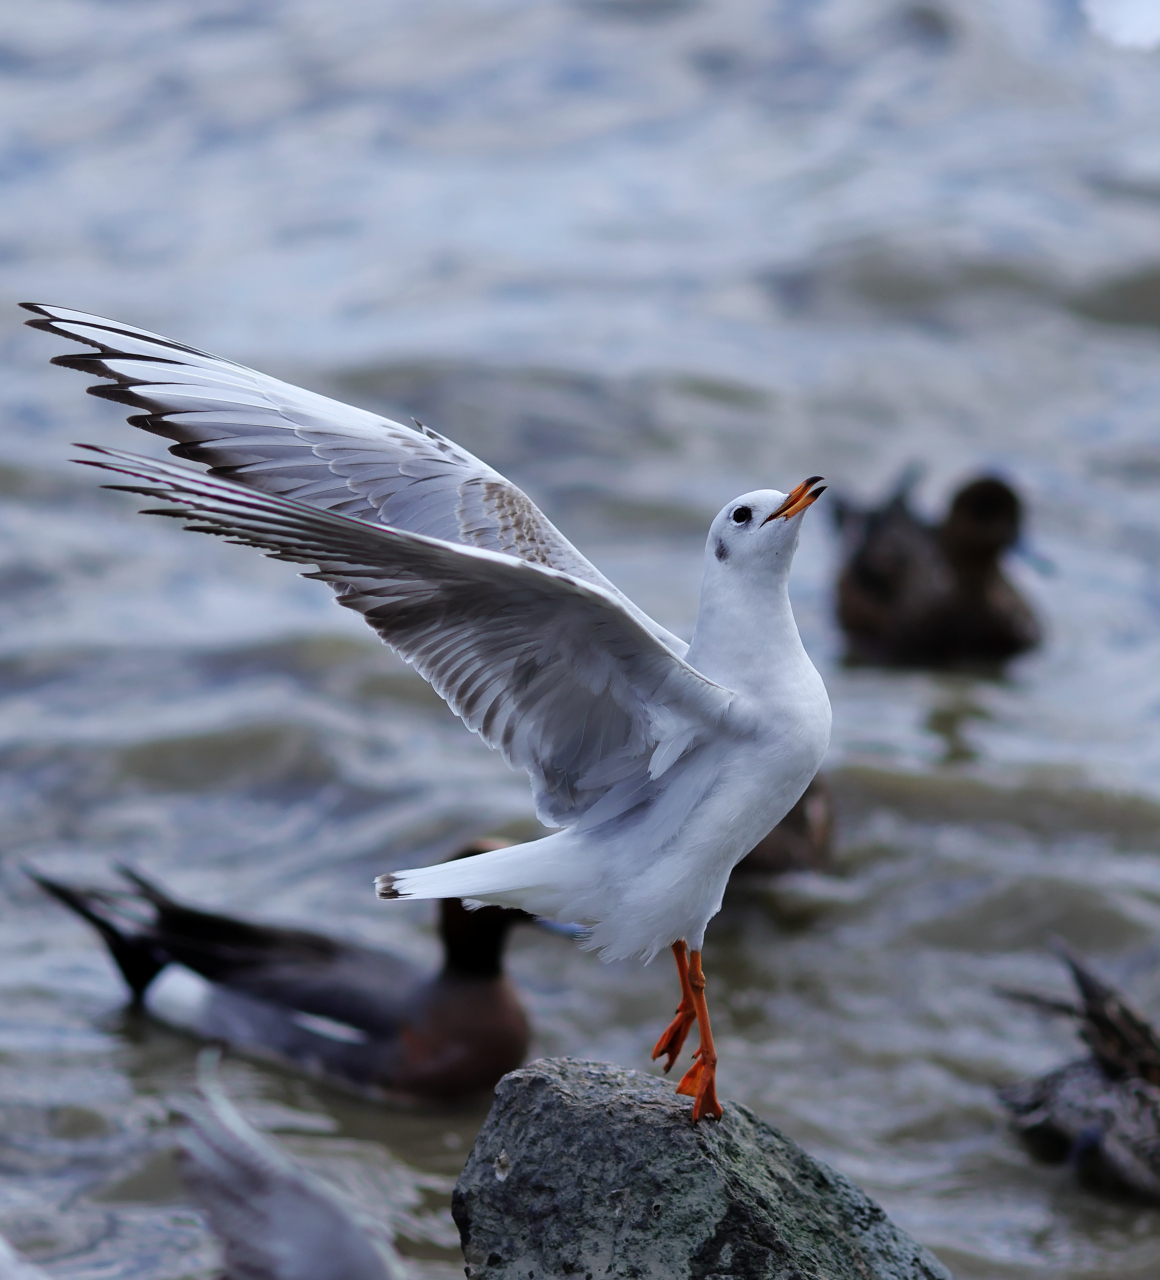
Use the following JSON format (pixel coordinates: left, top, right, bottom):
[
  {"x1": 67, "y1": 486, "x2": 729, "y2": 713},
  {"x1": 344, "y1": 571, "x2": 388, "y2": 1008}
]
[{"x1": 762, "y1": 476, "x2": 826, "y2": 524}]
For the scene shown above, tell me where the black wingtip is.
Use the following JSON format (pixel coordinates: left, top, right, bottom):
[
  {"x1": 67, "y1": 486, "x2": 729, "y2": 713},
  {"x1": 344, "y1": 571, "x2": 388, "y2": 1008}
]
[
  {"x1": 25, "y1": 864, "x2": 84, "y2": 906},
  {"x1": 27, "y1": 864, "x2": 167, "y2": 1002},
  {"x1": 375, "y1": 874, "x2": 400, "y2": 900},
  {"x1": 115, "y1": 864, "x2": 175, "y2": 906},
  {"x1": 993, "y1": 983, "x2": 1082, "y2": 1018},
  {"x1": 1049, "y1": 937, "x2": 1113, "y2": 1000},
  {"x1": 23, "y1": 863, "x2": 63, "y2": 896}
]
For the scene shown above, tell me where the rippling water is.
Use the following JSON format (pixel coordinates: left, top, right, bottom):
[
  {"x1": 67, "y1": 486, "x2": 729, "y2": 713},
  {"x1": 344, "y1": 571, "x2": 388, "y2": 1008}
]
[{"x1": 5, "y1": 1, "x2": 1160, "y2": 1276}]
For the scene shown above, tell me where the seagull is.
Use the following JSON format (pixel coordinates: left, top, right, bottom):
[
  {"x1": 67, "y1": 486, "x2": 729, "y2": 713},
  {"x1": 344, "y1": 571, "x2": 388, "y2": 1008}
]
[{"x1": 25, "y1": 303, "x2": 831, "y2": 1122}]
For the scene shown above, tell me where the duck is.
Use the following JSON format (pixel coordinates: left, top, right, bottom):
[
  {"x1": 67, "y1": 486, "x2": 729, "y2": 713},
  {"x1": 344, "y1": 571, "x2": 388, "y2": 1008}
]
[
  {"x1": 29, "y1": 847, "x2": 536, "y2": 1104},
  {"x1": 997, "y1": 944, "x2": 1160, "y2": 1200},
  {"x1": 833, "y1": 471, "x2": 1041, "y2": 669},
  {"x1": 732, "y1": 774, "x2": 833, "y2": 877}
]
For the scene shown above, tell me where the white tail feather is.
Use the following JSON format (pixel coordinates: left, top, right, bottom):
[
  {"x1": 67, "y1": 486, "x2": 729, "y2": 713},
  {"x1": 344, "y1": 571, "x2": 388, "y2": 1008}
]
[{"x1": 376, "y1": 837, "x2": 577, "y2": 915}]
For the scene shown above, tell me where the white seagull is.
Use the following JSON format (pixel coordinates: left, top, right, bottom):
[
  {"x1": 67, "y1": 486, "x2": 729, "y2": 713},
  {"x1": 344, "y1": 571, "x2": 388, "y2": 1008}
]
[{"x1": 25, "y1": 303, "x2": 831, "y2": 1121}]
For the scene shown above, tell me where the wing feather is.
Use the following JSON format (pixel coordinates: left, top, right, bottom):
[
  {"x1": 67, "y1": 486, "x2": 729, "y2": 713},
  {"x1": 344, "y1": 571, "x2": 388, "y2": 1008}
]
[
  {"x1": 24, "y1": 303, "x2": 688, "y2": 655},
  {"x1": 78, "y1": 447, "x2": 730, "y2": 829}
]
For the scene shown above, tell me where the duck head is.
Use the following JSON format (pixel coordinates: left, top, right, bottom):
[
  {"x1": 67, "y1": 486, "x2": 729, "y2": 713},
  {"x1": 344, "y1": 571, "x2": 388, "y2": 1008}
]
[
  {"x1": 438, "y1": 897, "x2": 531, "y2": 979},
  {"x1": 940, "y1": 477, "x2": 1022, "y2": 567}
]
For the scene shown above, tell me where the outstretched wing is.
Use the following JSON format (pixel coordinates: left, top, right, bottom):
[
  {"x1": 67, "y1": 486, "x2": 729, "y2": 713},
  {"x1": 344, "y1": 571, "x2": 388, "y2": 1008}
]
[
  {"x1": 79, "y1": 447, "x2": 732, "y2": 829},
  {"x1": 23, "y1": 303, "x2": 688, "y2": 656}
]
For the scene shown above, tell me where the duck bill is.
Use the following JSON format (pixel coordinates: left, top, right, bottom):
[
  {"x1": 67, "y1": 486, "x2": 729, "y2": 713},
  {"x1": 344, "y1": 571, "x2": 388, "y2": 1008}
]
[{"x1": 762, "y1": 476, "x2": 826, "y2": 524}]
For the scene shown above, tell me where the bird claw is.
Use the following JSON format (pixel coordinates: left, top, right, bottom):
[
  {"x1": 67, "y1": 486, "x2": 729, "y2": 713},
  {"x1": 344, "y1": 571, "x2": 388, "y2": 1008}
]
[
  {"x1": 651, "y1": 1001, "x2": 696, "y2": 1074},
  {"x1": 676, "y1": 1049, "x2": 722, "y2": 1122}
]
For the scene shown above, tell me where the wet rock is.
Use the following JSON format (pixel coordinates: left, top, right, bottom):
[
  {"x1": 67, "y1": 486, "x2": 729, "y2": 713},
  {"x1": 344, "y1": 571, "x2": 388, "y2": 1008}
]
[{"x1": 452, "y1": 1057, "x2": 950, "y2": 1280}]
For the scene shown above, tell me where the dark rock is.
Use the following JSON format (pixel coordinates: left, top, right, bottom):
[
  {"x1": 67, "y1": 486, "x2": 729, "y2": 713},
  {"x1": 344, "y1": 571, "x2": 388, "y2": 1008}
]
[{"x1": 452, "y1": 1057, "x2": 950, "y2": 1280}]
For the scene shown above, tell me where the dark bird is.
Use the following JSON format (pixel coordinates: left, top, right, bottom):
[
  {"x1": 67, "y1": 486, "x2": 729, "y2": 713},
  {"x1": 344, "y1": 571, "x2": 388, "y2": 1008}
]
[
  {"x1": 176, "y1": 1050, "x2": 405, "y2": 1280},
  {"x1": 732, "y1": 774, "x2": 834, "y2": 877},
  {"x1": 834, "y1": 471, "x2": 1041, "y2": 669},
  {"x1": 997, "y1": 944, "x2": 1160, "y2": 1200},
  {"x1": 29, "y1": 851, "x2": 535, "y2": 1104}
]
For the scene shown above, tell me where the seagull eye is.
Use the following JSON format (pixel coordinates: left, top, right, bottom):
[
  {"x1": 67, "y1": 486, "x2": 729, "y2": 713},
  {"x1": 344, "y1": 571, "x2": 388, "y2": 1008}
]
[{"x1": 731, "y1": 506, "x2": 752, "y2": 525}]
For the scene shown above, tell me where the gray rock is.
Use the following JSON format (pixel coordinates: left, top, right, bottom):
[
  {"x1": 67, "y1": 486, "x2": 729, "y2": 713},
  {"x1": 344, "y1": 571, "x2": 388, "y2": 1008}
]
[{"x1": 452, "y1": 1057, "x2": 951, "y2": 1280}]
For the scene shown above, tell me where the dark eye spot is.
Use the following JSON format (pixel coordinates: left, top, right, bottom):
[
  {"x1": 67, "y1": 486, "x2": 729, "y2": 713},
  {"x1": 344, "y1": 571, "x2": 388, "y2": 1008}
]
[{"x1": 731, "y1": 506, "x2": 752, "y2": 525}]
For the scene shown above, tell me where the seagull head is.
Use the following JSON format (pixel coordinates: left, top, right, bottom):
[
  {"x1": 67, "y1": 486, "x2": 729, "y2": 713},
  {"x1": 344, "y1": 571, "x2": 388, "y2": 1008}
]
[{"x1": 706, "y1": 478, "x2": 826, "y2": 576}]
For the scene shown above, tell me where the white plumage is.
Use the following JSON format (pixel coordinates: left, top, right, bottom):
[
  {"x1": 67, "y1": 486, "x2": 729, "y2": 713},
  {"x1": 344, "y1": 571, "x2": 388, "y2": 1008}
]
[{"x1": 28, "y1": 302, "x2": 831, "y2": 1120}]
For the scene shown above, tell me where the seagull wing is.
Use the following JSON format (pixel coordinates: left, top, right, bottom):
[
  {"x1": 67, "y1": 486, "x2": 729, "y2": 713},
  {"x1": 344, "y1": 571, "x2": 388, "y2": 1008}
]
[
  {"x1": 24, "y1": 303, "x2": 687, "y2": 656},
  {"x1": 80, "y1": 447, "x2": 732, "y2": 829}
]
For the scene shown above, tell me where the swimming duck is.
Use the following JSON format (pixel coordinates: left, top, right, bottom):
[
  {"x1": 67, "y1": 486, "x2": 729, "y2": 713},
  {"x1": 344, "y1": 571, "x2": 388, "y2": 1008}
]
[
  {"x1": 834, "y1": 472, "x2": 1040, "y2": 669},
  {"x1": 732, "y1": 774, "x2": 833, "y2": 877},
  {"x1": 998, "y1": 945, "x2": 1160, "y2": 1199},
  {"x1": 29, "y1": 850, "x2": 534, "y2": 1104}
]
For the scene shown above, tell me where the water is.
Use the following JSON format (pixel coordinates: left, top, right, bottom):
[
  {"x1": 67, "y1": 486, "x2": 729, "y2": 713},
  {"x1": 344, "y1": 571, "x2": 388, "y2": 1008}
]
[{"x1": 4, "y1": 0, "x2": 1160, "y2": 1275}]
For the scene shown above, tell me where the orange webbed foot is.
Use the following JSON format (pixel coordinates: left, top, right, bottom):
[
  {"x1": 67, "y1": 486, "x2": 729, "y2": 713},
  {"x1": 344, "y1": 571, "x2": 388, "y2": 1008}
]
[
  {"x1": 676, "y1": 1048, "x2": 723, "y2": 1122},
  {"x1": 651, "y1": 1000, "x2": 696, "y2": 1074}
]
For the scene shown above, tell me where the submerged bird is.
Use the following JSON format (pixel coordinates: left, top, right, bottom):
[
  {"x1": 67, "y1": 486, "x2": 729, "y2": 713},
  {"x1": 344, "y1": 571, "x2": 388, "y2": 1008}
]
[
  {"x1": 177, "y1": 1051, "x2": 405, "y2": 1280},
  {"x1": 30, "y1": 857, "x2": 532, "y2": 1103},
  {"x1": 833, "y1": 470, "x2": 1040, "y2": 669},
  {"x1": 998, "y1": 945, "x2": 1160, "y2": 1200},
  {"x1": 0, "y1": 1050, "x2": 405, "y2": 1280},
  {"x1": 27, "y1": 303, "x2": 832, "y2": 1122},
  {"x1": 0, "y1": 1235, "x2": 50, "y2": 1280}
]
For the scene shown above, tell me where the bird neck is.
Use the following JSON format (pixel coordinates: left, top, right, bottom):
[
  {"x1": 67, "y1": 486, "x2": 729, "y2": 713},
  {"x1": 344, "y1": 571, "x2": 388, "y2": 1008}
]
[
  {"x1": 438, "y1": 899, "x2": 512, "y2": 980},
  {"x1": 685, "y1": 571, "x2": 807, "y2": 695},
  {"x1": 940, "y1": 535, "x2": 1004, "y2": 597}
]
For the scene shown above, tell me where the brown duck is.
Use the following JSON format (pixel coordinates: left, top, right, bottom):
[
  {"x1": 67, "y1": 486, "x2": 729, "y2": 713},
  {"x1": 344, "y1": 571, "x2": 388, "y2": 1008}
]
[
  {"x1": 30, "y1": 848, "x2": 539, "y2": 1104},
  {"x1": 834, "y1": 473, "x2": 1041, "y2": 669},
  {"x1": 998, "y1": 944, "x2": 1160, "y2": 1200}
]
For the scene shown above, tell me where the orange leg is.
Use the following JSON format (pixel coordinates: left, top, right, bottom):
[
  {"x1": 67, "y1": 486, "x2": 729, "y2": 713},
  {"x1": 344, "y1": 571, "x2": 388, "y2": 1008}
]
[
  {"x1": 674, "y1": 949, "x2": 723, "y2": 1122},
  {"x1": 651, "y1": 941, "x2": 697, "y2": 1073}
]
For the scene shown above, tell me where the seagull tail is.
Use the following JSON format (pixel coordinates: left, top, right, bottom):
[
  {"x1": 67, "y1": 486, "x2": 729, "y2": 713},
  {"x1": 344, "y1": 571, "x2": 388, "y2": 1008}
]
[{"x1": 377, "y1": 837, "x2": 574, "y2": 917}]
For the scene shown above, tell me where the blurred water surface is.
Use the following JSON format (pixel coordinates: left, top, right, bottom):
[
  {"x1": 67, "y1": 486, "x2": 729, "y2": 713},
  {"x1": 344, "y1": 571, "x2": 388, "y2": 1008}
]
[{"x1": 5, "y1": 0, "x2": 1160, "y2": 1276}]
